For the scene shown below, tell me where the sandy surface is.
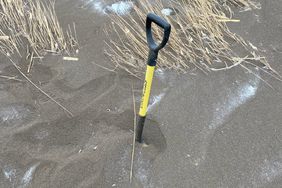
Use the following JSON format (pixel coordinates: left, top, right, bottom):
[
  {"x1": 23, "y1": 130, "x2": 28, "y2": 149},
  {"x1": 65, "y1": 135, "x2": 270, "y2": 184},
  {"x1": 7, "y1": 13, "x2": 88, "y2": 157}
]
[{"x1": 0, "y1": 0, "x2": 281, "y2": 187}]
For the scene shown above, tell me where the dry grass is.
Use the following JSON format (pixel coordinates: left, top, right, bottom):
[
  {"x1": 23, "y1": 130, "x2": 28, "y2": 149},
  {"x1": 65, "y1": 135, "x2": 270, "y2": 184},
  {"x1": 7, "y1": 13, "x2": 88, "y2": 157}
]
[
  {"x1": 0, "y1": 0, "x2": 77, "y2": 116},
  {"x1": 0, "y1": 0, "x2": 78, "y2": 59},
  {"x1": 105, "y1": 0, "x2": 278, "y2": 78},
  {"x1": 129, "y1": 84, "x2": 136, "y2": 183}
]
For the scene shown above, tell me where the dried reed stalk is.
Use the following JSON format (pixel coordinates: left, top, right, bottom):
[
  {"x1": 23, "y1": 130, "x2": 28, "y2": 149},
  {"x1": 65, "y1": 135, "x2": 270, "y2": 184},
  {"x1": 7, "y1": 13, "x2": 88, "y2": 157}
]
[
  {"x1": 0, "y1": 0, "x2": 78, "y2": 58},
  {"x1": 105, "y1": 0, "x2": 278, "y2": 78},
  {"x1": 0, "y1": 0, "x2": 77, "y2": 116}
]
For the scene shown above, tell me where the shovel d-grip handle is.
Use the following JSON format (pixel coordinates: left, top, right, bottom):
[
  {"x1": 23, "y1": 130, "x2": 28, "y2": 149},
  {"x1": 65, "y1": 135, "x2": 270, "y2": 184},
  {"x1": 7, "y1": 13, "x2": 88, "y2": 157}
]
[
  {"x1": 136, "y1": 13, "x2": 171, "y2": 143},
  {"x1": 146, "y1": 13, "x2": 171, "y2": 66}
]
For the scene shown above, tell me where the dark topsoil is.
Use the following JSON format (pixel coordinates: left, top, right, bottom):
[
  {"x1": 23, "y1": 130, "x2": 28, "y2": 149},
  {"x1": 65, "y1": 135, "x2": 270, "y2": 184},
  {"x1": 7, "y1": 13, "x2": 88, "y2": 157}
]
[{"x1": 0, "y1": 0, "x2": 281, "y2": 187}]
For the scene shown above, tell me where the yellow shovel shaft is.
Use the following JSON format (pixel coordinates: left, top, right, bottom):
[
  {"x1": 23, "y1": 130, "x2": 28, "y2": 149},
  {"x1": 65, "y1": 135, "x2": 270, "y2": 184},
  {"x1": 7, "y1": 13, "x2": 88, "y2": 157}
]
[{"x1": 139, "y1": 65, "x2": 155, "y2": 117}]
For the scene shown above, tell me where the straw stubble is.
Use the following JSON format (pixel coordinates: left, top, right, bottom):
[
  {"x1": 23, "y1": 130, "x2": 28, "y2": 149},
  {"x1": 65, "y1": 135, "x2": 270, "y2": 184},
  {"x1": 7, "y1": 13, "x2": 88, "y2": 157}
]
[{"x1": 105, "y1": 0, "x2": 278, "y2": 79}]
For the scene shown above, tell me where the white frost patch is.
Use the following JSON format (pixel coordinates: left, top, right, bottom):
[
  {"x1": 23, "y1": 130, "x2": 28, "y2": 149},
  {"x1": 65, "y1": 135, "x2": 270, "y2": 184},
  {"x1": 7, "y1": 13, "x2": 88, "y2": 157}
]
[
  {"x1": 147, "y1": 92, "x2": 166, "y2": 113},
  {"x1": 240, "y1": 2, "x2": 261, "y2": 12},
  {"x1": 86, "y1": 0, "x2": 133, "y2": 15},
  {"x1": 209, "y1": 76, "x2": 260, "y2": 129},
  {"x1": 161, "y1": 8, "x2": 173, "y2": 16},
  {"x1": 3, "y1": 166, "x2": 16, "y2": 183},
  {"x1": 105, "y1": 1, "x2": 134, "y2": 15},
  {"x1": 252, "y1": 159, "x2": 282, "y2": 187},
  {"x1": 0, "y1": 104, "x2": 32, "y2": 125},
  {"x1": 20, "y1": 163, "x2": 40, "y2": 188},
  {"x1": 93, "y1": 1, "x2": 105, "y2": 14},
  {"x1": 187, "y1": 71, "x2": 261, "y2": 166},
  {"x1": 155, "y1": 69, "x2": 166, "y2": 82},
  {"x1": 0, "y1": 106, "x2": 21, "y2": 122},
  {"x1": 260, "y1": 160, "x2": 282, "y2": 183},
  {"x1": 136, "y1": 165, "x2": 150, "y2": 187},
  {"x1": 135, "y1": 151, "x2": 152, "y2": 188}
]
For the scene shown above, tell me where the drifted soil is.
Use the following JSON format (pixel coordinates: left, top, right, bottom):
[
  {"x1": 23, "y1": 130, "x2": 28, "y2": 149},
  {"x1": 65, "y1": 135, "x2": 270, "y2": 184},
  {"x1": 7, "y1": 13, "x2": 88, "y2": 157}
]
[{"x1": 0, "y1": 0, "x2": 281, "y2": 187}]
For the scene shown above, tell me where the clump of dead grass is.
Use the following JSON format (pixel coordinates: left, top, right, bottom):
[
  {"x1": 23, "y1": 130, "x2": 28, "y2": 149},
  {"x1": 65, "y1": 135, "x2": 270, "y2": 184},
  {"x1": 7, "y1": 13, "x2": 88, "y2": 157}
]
[
  {"x1": 0, "y1": 0, "x2": 78, "y2": 59},
  {"x1": 105, "y1": 0, "x2": 278, "y2": 78},
  {"x1": 0, "y1": 0, "x2": 78, "y2": 116}
]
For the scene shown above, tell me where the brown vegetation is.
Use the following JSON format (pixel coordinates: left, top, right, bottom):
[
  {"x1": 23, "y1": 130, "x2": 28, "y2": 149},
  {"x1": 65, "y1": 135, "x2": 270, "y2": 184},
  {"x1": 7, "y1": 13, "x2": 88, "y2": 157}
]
[
  {"x1": 105, "y1": 0, "x2": 277, "y2": 78},
  {"x1": 0, "y1": 0, "x2": 78, "y2": 60}
]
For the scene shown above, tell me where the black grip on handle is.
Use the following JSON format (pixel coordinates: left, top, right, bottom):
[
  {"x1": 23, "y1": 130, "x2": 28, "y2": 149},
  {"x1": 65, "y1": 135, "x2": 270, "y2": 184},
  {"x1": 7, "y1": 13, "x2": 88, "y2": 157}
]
[
  {"x1": 136, "y1": 116, "x2": 146, "y2": 143},
  {"x1": 146, "y1": 13, "x2": 171, "y2": 52}
]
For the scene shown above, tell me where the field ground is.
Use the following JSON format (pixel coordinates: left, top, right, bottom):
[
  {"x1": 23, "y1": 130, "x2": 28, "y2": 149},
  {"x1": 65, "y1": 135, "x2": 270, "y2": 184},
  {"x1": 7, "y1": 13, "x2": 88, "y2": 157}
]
[{"x1": 0, "y1": 0, "x2": 281, "y2": 187}]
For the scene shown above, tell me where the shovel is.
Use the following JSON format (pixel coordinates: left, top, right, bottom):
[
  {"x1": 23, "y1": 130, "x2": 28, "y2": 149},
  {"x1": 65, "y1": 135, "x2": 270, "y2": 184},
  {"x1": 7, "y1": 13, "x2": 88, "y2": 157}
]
[{"x1": 136, "y1": 13, "x2": 171, "y2": 143}]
